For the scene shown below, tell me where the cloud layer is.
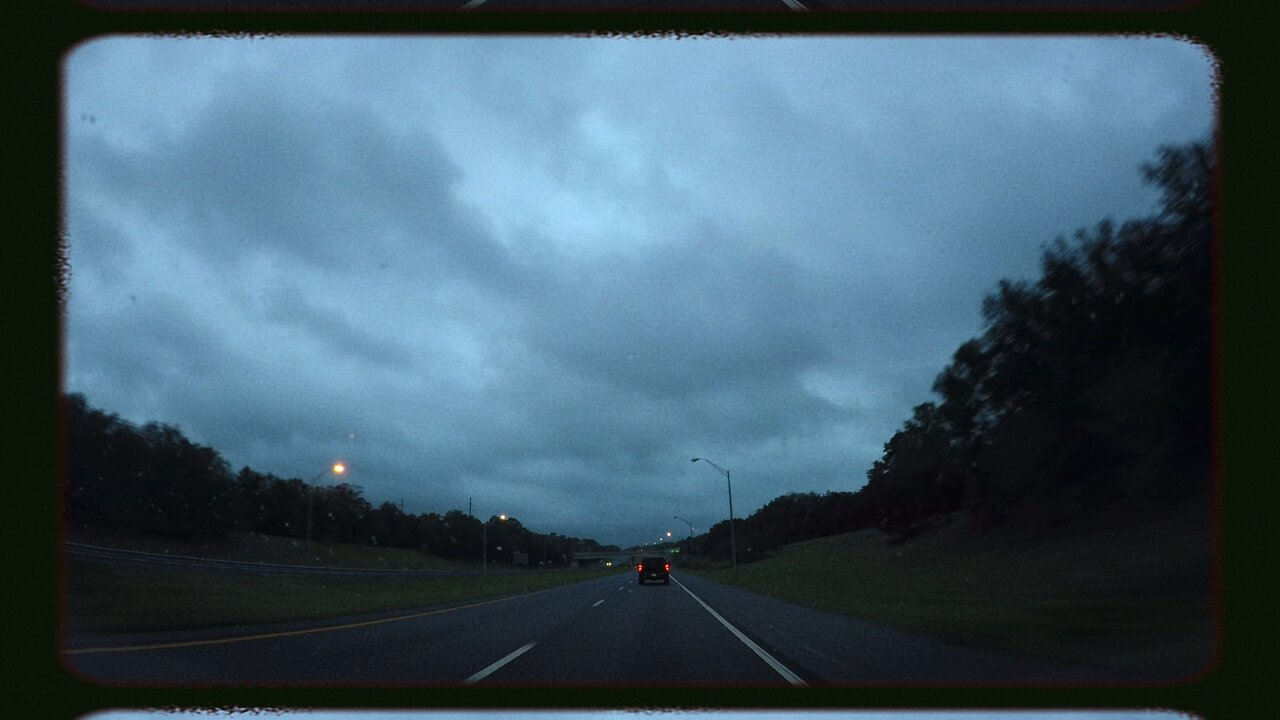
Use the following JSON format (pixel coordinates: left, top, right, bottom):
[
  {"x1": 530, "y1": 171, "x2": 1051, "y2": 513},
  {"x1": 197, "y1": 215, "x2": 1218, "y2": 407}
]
[{"x1": 63, "y1": 36, "x2": 1216, "y2": 545}]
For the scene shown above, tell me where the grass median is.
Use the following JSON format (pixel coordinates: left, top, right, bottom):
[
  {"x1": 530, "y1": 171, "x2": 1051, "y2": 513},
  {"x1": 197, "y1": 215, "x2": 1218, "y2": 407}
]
[{"x1": 64, "y1": 534, "x2": 626, "y2": 634}]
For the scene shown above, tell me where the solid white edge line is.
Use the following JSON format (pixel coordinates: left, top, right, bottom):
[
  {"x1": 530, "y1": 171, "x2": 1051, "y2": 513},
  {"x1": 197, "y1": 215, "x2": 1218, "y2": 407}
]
[
  {"x1": 672, "y1": 576, "x2": 807, "y2": 686},
  {"x1": 462, "y1": 641, "x2": 536, "y2": 685}
]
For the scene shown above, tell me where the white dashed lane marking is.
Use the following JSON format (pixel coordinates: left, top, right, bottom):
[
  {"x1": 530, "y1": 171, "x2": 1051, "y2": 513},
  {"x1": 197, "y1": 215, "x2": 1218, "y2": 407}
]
[{"x1": 463, "y1": 641, "x2": 537, "y2": 684}]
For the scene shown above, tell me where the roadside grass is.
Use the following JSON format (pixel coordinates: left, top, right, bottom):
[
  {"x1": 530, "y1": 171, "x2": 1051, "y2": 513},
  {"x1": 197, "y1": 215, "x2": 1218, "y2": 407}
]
[
  {"x1": 66, "y1": 527, "x2": 467, "y2": 570},
  {"x1": 66, "y1": 563, "x2": 625, "y2": 634},
  {"x1": 692, "y1": 498, "x2": 1215, "y2": 674},
  {"x1": 63, "y1": 529, "x2": 627, "y2": 634}
]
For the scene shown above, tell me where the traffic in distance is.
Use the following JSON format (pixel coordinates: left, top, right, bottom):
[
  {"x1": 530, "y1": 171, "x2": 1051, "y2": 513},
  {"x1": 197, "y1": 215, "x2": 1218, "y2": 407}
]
[{"x1": 637, "y1": 557, "x2": 671, "y2": 585}]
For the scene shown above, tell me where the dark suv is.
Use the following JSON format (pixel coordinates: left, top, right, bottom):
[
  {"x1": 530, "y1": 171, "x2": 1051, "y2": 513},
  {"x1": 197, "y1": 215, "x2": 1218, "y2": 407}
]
[{"x1": 637, "y1": 556, "x2": 670, "y2": 585}]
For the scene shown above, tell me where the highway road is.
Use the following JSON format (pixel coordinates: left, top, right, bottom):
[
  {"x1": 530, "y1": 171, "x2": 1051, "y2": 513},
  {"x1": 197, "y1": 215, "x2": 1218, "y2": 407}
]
[{"x1": 64, "y1": 570, "x2": 1108, "y2": 685}]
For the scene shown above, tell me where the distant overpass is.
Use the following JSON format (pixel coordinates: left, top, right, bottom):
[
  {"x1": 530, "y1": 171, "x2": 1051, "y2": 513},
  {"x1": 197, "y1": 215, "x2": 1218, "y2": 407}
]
[
  {"x1": 572, "y1": 549, "x2": 683, "y2": 568},
  {"x1": 570, "y1": 551, "x2": 634, "y2": 568}
]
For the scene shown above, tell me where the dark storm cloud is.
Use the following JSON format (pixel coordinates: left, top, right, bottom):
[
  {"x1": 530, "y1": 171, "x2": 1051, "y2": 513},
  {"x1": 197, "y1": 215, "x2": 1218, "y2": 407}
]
[
  {"x1": 258, "y1": 286, "x2": 416, "y2": 370},
  {"x1": 63, "y1": 194, "x2": 136, "y2": 286},
  {"x1": 518, "y1": 222, "x2": 832, "y2": 400},
  {"x1": 73, "y1": 72, "x2": 521, "y2": 293},
  {"x1": 68, "y1": 291, "x2": 237, "y2": 395}
]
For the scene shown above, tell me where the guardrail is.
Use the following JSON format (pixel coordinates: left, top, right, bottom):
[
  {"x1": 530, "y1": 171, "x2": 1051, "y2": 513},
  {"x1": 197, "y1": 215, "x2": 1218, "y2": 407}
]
[{"x1": 63, "y1": 542, "x2": 545, "y2": 578}]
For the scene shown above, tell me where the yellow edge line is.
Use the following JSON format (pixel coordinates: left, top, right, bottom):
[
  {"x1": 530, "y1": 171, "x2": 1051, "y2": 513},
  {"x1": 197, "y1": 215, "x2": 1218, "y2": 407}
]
[{"x1": 65, "y1": 586, "x2": 557, "y2": 655}]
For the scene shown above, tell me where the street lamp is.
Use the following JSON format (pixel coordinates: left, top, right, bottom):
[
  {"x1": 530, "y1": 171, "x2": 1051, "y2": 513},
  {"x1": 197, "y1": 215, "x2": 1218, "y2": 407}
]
[
  {"x1": 482, "y1": 513, "x2": 507, "y2": 574},
  {"x1": 692, "y1": 457, "x2": 736, "y2": 570},
  {"x1": 673, "y1": 515, "x2": 694, "y2": 557},
  {"x1": 306, "y1": 461, "x2": 346, "y2": 556}
]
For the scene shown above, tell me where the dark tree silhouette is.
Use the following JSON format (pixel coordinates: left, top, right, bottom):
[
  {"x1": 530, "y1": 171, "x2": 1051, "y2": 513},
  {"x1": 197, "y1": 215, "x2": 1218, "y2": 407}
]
[
  {"x1": 859, "y1": 138, "x2": 1215, "y2": 535},
  {"x1": 64, "y1": 394, "x2": 607, "y2": 563}
]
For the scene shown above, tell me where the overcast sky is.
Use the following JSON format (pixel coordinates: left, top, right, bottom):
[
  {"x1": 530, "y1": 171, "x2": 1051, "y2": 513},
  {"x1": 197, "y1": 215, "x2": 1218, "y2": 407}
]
[{"x1": 62, "y1": 36, "x2": 1215, "y2": 547}]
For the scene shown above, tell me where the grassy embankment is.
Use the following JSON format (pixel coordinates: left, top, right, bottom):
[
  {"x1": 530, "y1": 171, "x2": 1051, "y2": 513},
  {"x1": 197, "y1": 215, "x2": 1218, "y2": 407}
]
[
  {"x1": 64, "y1": 529, "x2": 626, "y2": 634},
  {"x1": 691, "y1": 497, "x2": 1215, "y2": 674},
  {"x1": 65, "y1": 499, "x2": 1214, "y2": 675}
]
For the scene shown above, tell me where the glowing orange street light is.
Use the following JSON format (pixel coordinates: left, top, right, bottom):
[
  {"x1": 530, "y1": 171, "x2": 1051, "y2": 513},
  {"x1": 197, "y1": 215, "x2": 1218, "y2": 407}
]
[{"x1": 306, "y1": 461, "x2": 347, "y2": 556}]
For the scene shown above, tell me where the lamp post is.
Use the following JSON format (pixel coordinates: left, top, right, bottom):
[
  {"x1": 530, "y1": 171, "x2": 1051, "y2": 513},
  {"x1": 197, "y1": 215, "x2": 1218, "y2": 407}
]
[
  {"x1": 482, "y1": 513, "x2": 507, "y2": 574},
  {"x1": 673, "y1": 515, "x2": 694, "y2": 557},
  {"x1": 306, "y1": 461, "x2": 346, "y2": 556},
  {"x1": 692, "y1": 457, "x2": 736, "y2": 570}
]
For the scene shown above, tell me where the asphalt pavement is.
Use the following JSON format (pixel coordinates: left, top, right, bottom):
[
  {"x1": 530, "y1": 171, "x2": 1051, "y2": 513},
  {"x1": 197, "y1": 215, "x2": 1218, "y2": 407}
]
[{"x1": 63, "y1": 570, "x2": 1108, "y2": 685}]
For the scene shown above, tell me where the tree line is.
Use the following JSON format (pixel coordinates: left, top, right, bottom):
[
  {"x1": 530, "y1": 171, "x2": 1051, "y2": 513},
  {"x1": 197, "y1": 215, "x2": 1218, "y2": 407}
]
[
  {"x1": 63, "y1": 393, "x2": 616, "y2": 564},
  {"x1": 690, "y1": 139, "x2": 1215, "y2": 563}
]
